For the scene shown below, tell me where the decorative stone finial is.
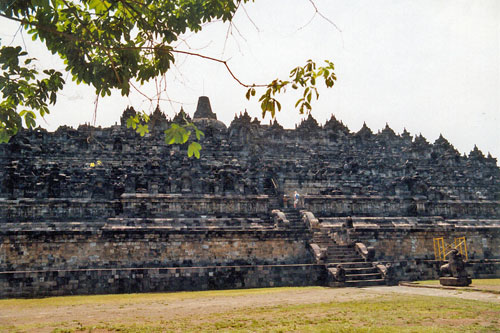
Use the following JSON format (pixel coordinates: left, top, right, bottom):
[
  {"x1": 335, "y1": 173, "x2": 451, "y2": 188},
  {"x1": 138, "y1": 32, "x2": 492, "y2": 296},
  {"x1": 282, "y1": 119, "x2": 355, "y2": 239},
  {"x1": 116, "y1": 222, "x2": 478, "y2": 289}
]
[
  {"x1": 120, "y1": 106, "x2": 137, "y2": 127},
  {"x1": 356, "y1": 122, "x2": 373, "y2": 138},
  {"x1": 172, "y1": 107, "x2": 191, "y2": 123},
  {"x1": 193, "y1": 96, "x2": 217, "y2": 120}
]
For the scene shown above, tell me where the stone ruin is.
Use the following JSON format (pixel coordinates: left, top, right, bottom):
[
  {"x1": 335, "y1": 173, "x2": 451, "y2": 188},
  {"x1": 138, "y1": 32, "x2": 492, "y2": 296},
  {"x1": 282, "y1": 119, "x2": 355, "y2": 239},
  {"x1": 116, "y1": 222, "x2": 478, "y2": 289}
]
[
  {"x1": 0, "y1": 96, "x2": 499, "y2": 297},
  {"x1": 439, "y1": 249, "x2": 471, "y2": 286}
]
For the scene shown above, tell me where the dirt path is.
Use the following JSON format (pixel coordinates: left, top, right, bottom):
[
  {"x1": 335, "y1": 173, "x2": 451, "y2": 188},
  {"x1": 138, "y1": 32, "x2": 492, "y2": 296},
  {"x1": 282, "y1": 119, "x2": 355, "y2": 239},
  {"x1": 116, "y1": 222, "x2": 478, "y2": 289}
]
[
  {"x1": 0, "y1": 286, "x2": 498, "y2": 332},
  {"x1": 0, "y1": 288, "x2": 375, "y2": 328},
  {"x1": 368, "y1": 285, "x2": 500, "y2": 303}
]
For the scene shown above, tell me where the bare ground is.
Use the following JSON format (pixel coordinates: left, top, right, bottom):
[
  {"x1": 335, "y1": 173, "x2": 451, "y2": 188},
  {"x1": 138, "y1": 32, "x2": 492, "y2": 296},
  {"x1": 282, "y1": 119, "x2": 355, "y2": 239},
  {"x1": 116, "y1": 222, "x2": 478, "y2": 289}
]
[{"x1": 0, "y1": 285, "x2": 499, "y2": 332}]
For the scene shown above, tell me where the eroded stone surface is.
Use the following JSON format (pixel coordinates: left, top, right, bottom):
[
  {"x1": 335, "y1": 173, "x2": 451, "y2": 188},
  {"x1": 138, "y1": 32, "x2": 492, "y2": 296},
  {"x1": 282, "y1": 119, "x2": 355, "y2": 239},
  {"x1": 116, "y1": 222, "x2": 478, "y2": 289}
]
[{"x1": 0, "y1": 96, "x2": 499, "y2": 297}]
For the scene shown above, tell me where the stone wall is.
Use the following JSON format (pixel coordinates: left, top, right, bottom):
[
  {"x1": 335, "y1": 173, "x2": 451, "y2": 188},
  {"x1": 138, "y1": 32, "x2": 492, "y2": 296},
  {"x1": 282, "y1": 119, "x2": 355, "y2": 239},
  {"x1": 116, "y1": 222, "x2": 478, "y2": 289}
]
[
  {"x1": 2, "y1": 103, "x2": 499, "y2": 211},
  {"x1": 0, "y1": 228, "x2": 313, "y2": 271},
  {"x1": 0, "y1": 264, "x2": 327, "y2": 298},
  {"x1": 0, "y1": 194, "x2": 272, "y2": 222},
  {"x1": 304, "y1": 195, "x2": 500, "y2": 218},
  {"x1": 388, "y1": 259, "x2": 500, "y2": 282},
  {"x1": 0, "y1": 198, "x2": 115, "y2": 222},
  {"x1": 343, "y1": 224, "x2": 500, "y2": 261},
  {"x1": 121, "y1": 194, "x2": 271, "y2": 217}
]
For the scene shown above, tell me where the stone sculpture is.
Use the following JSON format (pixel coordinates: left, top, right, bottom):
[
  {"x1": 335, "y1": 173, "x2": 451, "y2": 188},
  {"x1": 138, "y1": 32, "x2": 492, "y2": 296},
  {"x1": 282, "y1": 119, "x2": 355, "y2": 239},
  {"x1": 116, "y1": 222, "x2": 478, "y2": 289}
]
[{"x1": 439, "y1": 249, "x2": 472, "y2": 286}]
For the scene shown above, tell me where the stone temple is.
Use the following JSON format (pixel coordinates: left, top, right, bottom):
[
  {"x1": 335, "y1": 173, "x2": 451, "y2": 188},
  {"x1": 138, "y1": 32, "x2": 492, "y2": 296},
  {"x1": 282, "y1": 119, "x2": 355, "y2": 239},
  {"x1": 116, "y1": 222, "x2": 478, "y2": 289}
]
[{"x1": 0, "y1": 96, "x2": 499, "y2": 297}]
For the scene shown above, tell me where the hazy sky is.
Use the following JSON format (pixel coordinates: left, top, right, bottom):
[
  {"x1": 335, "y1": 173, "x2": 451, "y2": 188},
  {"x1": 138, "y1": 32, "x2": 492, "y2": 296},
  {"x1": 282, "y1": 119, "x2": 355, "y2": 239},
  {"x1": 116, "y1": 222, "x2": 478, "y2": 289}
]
[{"x1": 1, "y1": 0, "x2": 499, "y2": 160}]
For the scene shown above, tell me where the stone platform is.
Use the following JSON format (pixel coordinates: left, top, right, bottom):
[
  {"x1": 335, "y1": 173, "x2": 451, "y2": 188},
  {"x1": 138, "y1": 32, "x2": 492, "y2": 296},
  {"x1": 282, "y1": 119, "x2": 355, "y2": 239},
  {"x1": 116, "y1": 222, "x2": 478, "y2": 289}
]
[{"x1": 439, "y1": 277, "x2": 472, "y2": 287}]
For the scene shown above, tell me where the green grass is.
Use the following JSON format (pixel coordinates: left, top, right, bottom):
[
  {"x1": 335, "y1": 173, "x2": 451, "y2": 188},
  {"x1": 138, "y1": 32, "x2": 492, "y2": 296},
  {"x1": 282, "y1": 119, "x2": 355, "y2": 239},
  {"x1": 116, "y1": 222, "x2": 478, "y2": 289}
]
[
  {"x1": 1, "y1": 287, "x2": 499, "y2": 332},
  {"x1": 0, "y1": 286, "x2": 317, "y2": 308},
  {"x1": 416, "y1": 279, "x2": 500, "y2": 286},
  {"x1": 47, "y1": 296, "x2": 500, "y2": 332}
]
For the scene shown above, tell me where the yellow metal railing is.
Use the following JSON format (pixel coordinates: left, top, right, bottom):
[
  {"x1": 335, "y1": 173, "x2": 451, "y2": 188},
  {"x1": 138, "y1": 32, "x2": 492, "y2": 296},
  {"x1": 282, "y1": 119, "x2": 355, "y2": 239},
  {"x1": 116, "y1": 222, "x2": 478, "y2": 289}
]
[{"x1": 433, "y1": 236, "x2": 468, "y2": 261}]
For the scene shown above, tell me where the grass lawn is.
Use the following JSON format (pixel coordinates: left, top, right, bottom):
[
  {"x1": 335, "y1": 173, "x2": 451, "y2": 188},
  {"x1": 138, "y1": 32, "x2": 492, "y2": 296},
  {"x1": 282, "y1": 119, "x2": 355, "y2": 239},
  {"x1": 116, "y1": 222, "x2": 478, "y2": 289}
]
[
  {"x1": 415, "y1": 278, "x2": 500, "y2": 293},
  {"x1": 416, "y1": 279, "x2": 500, "y2": 286},
  {"x1": 0, "y1": 286, "x2": 498, "y2": 332}
]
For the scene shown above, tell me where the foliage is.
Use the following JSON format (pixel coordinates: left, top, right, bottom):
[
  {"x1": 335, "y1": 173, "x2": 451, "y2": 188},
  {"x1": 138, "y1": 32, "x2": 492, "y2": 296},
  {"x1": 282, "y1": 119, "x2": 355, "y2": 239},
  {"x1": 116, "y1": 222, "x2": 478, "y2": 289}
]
[
  {"x1": 0, "y1": 0, "x2": 336, "y2": 157},
  {"x1": 0, "y1": 45, "x2": 64, "y2": 142},
  {"x1": 125, "y1": 110, "x2": 150, "y2": 136},
  {"x1": 247, "y1": 59, "x2": 336, "y2": 118}
]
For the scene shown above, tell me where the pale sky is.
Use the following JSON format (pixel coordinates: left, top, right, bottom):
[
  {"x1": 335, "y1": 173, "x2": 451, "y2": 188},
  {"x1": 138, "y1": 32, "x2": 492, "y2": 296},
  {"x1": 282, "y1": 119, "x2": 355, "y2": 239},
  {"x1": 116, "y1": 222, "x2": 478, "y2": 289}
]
[{"x1": 1, "y1": 0, "x2": 499, "y2": 160}]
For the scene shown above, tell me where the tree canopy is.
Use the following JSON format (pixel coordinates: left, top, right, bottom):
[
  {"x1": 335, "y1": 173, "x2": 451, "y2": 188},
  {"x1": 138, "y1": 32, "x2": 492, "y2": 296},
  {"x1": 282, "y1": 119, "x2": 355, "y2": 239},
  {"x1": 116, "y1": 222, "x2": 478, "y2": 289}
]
[{"x1": 0, "y1": 0, "x2": 336, "y2": 156}]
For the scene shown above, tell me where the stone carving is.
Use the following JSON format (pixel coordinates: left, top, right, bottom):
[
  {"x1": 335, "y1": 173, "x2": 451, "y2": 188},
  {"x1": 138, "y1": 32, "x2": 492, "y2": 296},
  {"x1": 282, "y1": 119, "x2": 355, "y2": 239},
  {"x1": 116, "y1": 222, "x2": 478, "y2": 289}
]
[
  {"x1": 271, "y1": 209, "x2": 289, "y2": 227},
  {"x1": 375, "y1": 263, "x2": 395, "y2": 284},
  {"x1": 0, "y1": 95, "x2": 498, "y2": 222},
  {"x1": 439, "y1": 249, "x2": 472, "y2": 286},
  {"x1": 302, "y1": 211, "x2": 320, "y2": 229},
  {"x1": 327, "y1": 264, "x2": 346, "y2": 282},
  {"x1": 309, "y1": 243, "x2": 327, "y2": 262},
  {"x1": 355, "y1": 242, "x2": 375, "y2": 261}
]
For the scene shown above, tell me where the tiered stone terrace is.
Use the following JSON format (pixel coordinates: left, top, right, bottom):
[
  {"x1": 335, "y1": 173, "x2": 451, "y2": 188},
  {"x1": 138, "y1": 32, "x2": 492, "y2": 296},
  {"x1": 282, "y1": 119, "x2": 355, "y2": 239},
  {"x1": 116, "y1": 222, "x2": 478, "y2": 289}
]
[{"x1": 0, "y1": 96, "x2": 499, "y2": 297}]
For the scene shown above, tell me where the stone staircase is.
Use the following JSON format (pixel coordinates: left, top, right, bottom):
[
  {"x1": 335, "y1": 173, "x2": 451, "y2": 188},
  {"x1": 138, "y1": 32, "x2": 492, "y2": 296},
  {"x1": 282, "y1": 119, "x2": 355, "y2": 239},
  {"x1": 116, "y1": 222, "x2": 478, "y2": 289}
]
[
  {"x1": 281, "y1": 208, "x2": 307, "y2": 230},
  {"x1": 312, "y1": 228, "x2": 386, "y2": 287}
]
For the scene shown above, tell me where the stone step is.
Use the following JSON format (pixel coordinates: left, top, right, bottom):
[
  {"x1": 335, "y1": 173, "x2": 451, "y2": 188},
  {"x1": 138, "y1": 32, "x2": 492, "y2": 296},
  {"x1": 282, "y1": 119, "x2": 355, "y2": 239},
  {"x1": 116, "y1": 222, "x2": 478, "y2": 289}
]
[
  {"x1": 313, "y1": 239, "x2": 330, "y2": 243},
  {"x1": 327, "y1": 254, "x2": 359, "y2": 260},
  {"x1": 326, "y1": 250, "x2": 357, "y2": 255},
  {"x1": 326, "y1": 249, "x2": 359, "y2": 254},
  {"x1": 327, "y1": 261, "x2": 373, "y2": 268},
  {"x1": 327, "y1": 250, "x2": 356, "y2": 254},
  {"x1": 313, "y1": 239, "x2": 331, "y2": 244},
  {"x1": 287, "y1": 223, "x2": 303, "y2": 227},
  {"x1": 327, "y1": 256, "x2": 364, "y2": 262},
  {"x1": 345, "y1": 273, "x2": 383, "y2": 281},
  {"x1": 343, "y1": 279, "x2": 387, "y2": 287},
  {"x1": 326, "y1": 249, "x2": 360, "y2": 255},
  {"x1": 326, "y1": 244, "x2": 353, "y2": 248},
  {"x1": 327, "y1": 244, "x2": 354, "y2": 248},
  {"x1": 325, "y1": 257, "x2": 365, "y2": 264},
  {"x1": 314, "y1": 241, "x2": 331, "y2": 245},
  {"x1": 343, "y1": 267, "x2": 379, "y2": 275}
]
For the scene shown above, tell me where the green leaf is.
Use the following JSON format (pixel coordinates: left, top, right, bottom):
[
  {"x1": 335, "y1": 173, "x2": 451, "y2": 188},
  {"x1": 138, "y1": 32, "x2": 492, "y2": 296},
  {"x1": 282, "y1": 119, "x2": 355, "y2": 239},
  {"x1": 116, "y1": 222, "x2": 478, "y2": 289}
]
[
  {"x1": 140, "y1": 111, "x2": 150, "y2": 123},
  {"x1": 164, "y1": 124, "x2": 190, "y2": 145},
  {"x1": 126, "y1": 116, "x2": 138, "y2": 129},
  {"x1": 20, "y1": 110, "x2": 36, "y2": 128},
  {"x1": 0, "y1": 129, "x2": 10, "y2": 143},
  {"x1": 188, "y1": 141, "x2": 202, "y2": 159},
  {"x1": 136, "y1": 123, "x2": 149, "y2": 136},
  {"x1": 195, "y1": 128, "x2": 204, "y2": 140}
]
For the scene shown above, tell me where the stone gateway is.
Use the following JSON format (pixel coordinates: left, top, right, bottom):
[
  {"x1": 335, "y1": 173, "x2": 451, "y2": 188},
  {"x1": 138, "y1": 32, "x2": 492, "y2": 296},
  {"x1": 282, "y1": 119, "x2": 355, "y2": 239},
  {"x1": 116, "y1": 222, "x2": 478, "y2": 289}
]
[{"x1": 0, "y1": 97, "x2": 499, "y2": 297}]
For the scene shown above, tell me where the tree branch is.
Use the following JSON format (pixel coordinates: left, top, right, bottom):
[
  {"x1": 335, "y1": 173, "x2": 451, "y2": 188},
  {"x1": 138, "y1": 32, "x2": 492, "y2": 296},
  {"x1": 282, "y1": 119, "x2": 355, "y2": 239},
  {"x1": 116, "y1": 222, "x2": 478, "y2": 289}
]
[
  {"x1": 169, "y1": 49, "x2": 266, "y2": 88},
  {"x1": 308, "y1": 0, "x2": 342, "y2": 33}
]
